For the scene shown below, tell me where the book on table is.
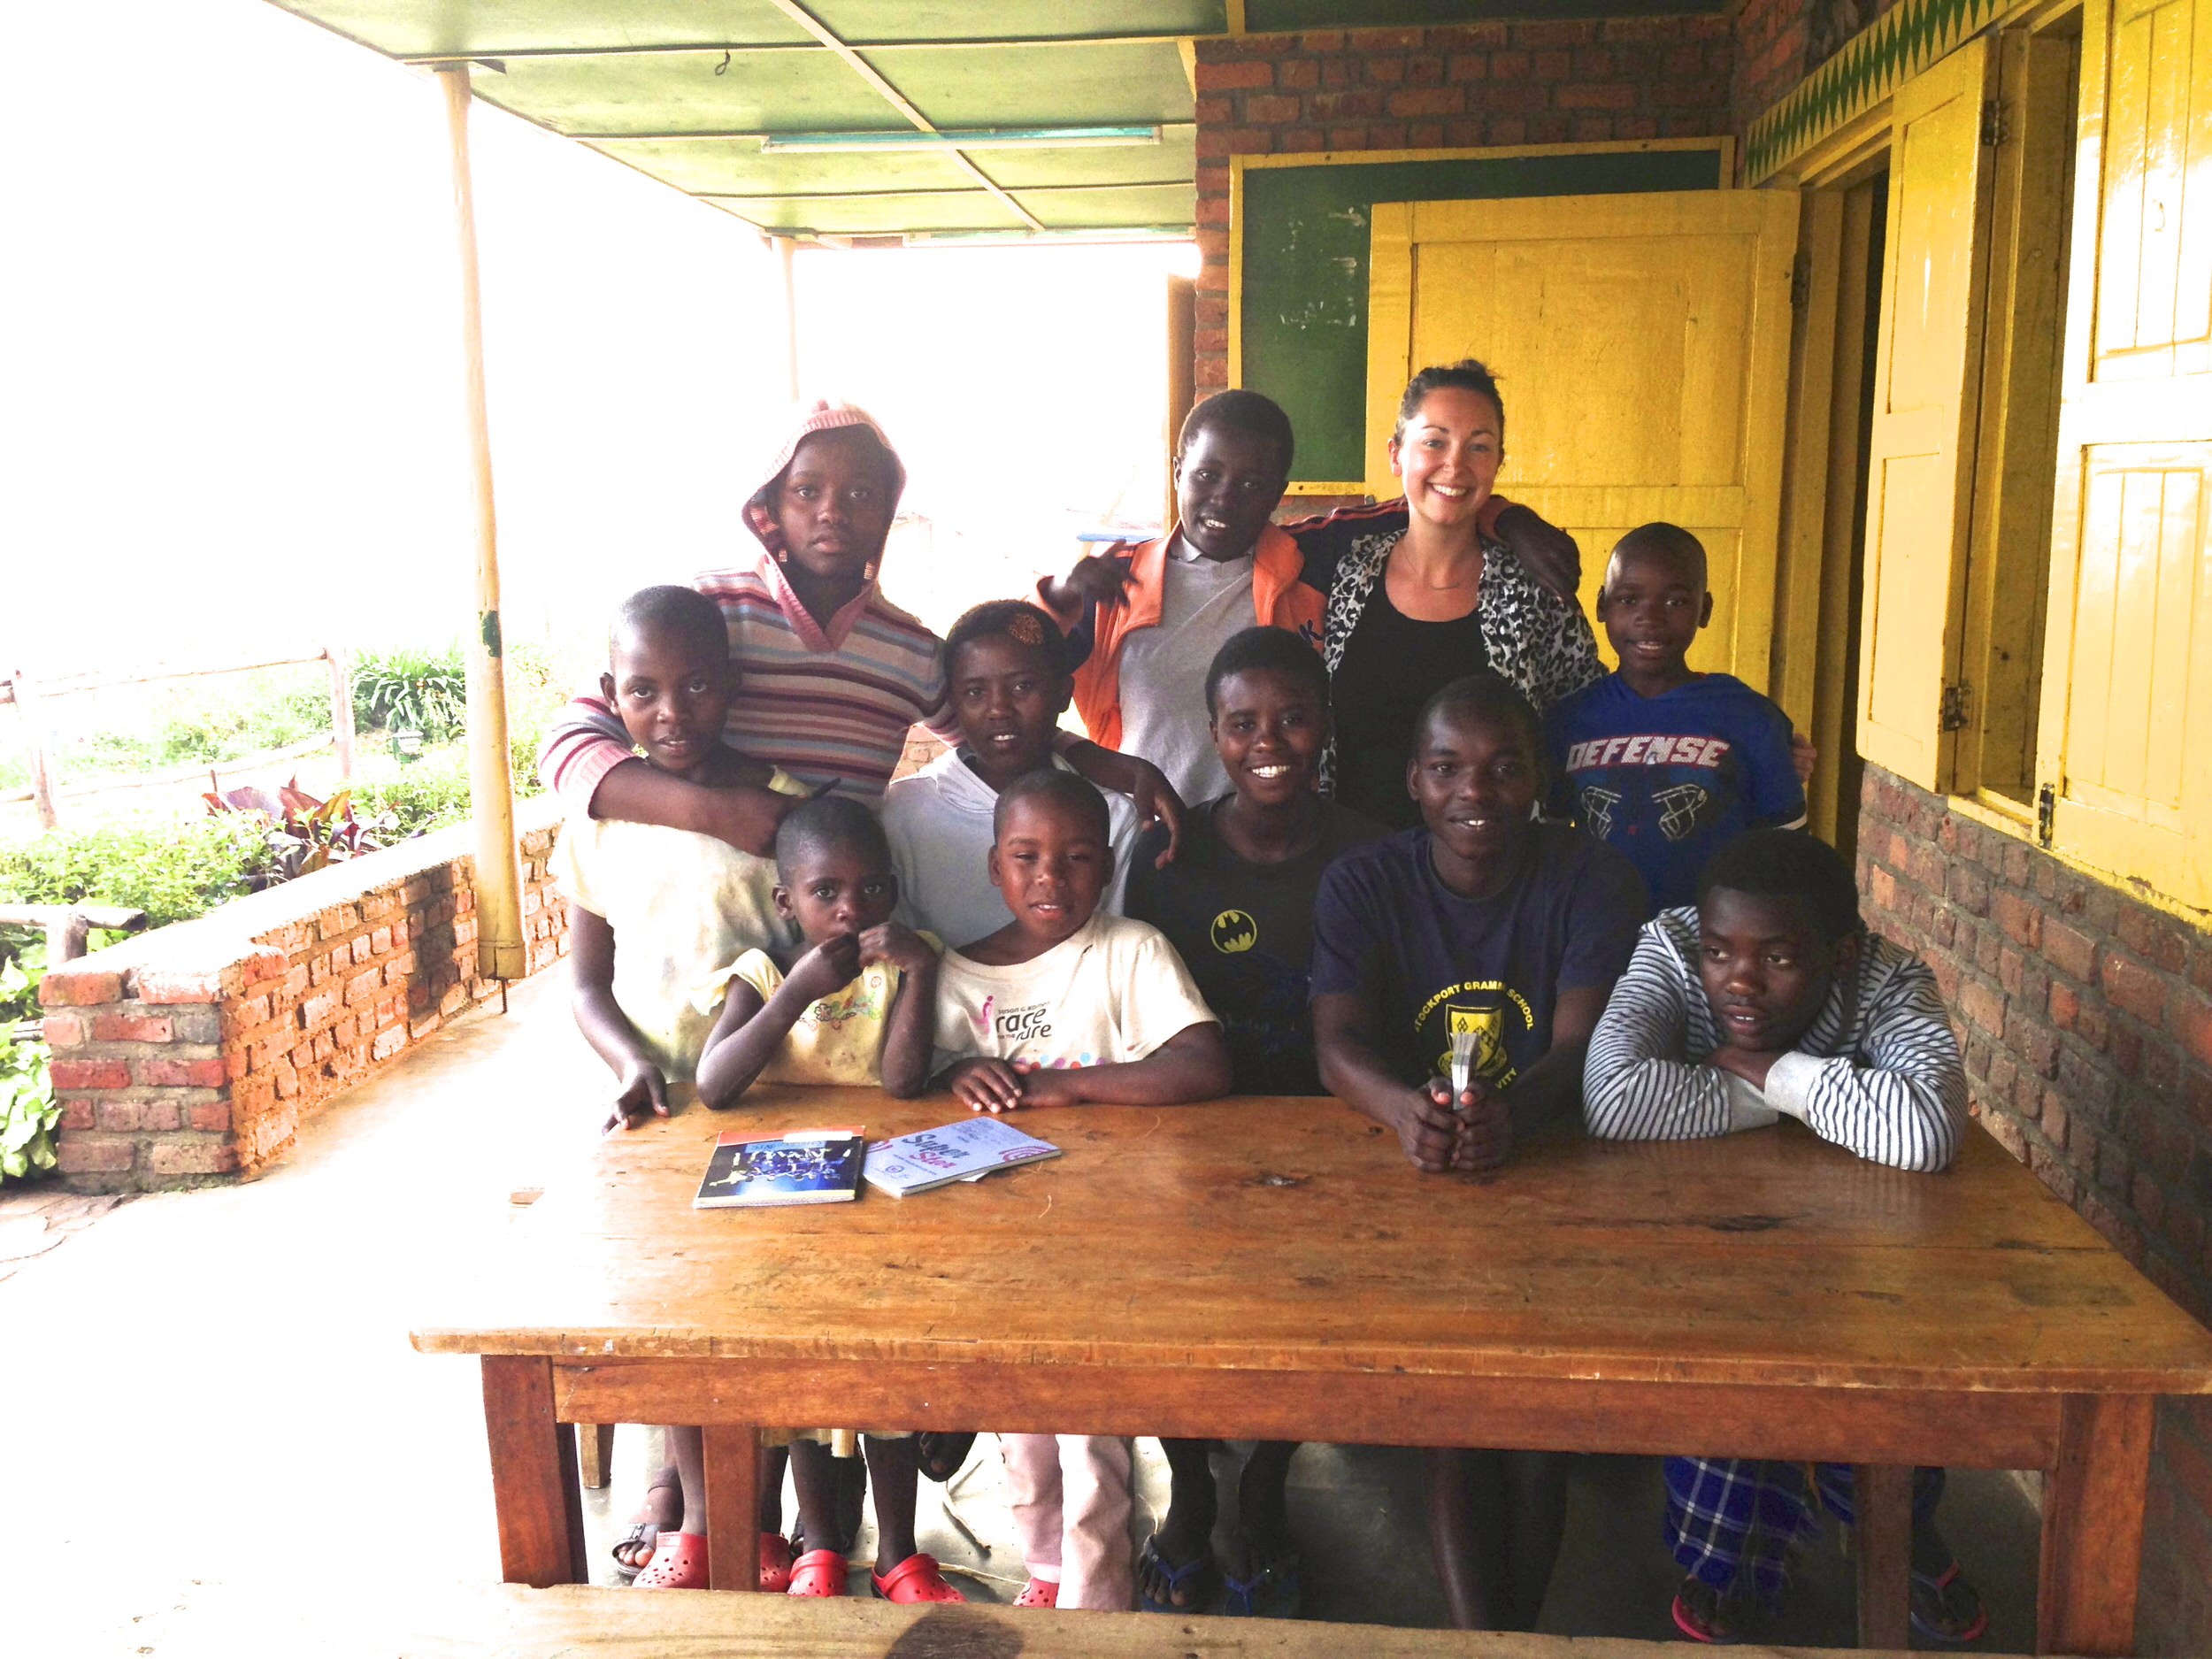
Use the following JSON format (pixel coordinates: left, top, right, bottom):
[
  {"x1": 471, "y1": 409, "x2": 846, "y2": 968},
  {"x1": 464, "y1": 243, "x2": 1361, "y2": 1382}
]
[
  {"x1": 862, "y1": 1118, "x2": 1062, "y2": 1197},
  {"x1": 694, "y1": 1128, "x2": 864, "y2": 1209}
]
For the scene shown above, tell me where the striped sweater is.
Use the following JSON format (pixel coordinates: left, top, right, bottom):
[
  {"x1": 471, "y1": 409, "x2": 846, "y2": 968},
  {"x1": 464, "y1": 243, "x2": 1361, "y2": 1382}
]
[
  {"x1": 1582, "y1": 907, "x2": 1963, "y2": 1172},
  {"x1": 538, "y1": 556, "x2": 960, "y2": 808}
]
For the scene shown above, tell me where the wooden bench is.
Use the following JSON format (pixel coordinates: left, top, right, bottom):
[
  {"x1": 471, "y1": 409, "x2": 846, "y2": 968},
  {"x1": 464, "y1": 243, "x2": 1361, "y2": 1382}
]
[{"x1": 394, "y1": 1585, "x2": 2003, "y2": 1657}]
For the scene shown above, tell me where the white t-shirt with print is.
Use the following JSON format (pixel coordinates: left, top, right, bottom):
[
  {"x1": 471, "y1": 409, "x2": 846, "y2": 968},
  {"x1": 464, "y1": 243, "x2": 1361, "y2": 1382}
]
[{"x1": 931, "y1": 911, "x2": 1217, "y2": 1076}]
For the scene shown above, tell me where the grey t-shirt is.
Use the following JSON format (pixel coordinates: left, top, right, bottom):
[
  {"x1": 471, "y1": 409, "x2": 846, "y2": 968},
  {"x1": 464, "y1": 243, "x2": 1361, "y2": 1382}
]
[{"x1": 1116, "y1": 549, "x2": 1256, "y2": 804}]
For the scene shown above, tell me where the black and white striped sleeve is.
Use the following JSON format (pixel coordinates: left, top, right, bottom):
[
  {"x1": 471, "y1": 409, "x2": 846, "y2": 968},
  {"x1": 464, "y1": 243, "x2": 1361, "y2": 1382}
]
[
  {"x1": 1759, "y1": 956, "x2": 1963, "y2": 1172},
  {"x1": 1583, "y1": 923, "x2": 1742, "y2": 1141}
]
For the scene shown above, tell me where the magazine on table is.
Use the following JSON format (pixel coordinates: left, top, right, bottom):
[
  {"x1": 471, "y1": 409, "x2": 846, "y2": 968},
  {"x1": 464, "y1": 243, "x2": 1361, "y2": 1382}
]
[
  {"x1": 863, "y1": 1118, "x2": 1062, "y2": 1197},
  {"x1": 694, "y1": 1127, "x2": 864, "y2": 1209}
]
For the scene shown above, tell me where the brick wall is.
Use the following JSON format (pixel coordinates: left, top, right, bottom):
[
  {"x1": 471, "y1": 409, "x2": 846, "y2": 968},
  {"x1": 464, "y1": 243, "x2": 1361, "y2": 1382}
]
[
  {"x1": 1855, "y1": 764, "x2": 2212, "y2": 1654},
  {"x1": 1190, "y1": 17, "x2": 1733, "y2": 395},
  {"x1": 1729, "y1": 0, "x2": 1907, "y2": 135},
  {"x1": 36, "y1": 796, "x2": 567, "y2": 1192}
]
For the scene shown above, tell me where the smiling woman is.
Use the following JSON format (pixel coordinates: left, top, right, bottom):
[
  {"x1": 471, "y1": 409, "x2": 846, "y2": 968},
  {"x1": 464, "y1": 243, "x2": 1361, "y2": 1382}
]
[{"x1": 1284, "y1": 361, "x2": 1606, "y2": 829}]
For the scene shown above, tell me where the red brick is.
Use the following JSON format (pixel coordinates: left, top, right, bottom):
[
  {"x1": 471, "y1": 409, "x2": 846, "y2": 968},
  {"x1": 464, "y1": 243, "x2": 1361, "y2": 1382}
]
[
  {"x1": 1557, "y1": 83, "x2": 1636, "y2": 111},
  {"x1": 372, "y1": 1025, "x2": 410, "y2": 1062},
  {"x1": 1299, "y1": 30, "x2": 1344, "y2": 52},
  {"x1": 2103, "y1": 952, "x2": 2170, "y2": 1025},
  {"x1": 2177, "y1": 988, "x2": 2212, "y2": 1069},
  {"x1": 90, "y1": 1010, "x2": 173, "y2": 1043},
  {"x1": 1348, "y1": 27, "x2": 1424, "y2": 52},
  {"x1": 1278, "y1": 59, "x2": 1318, "y2": 90},
  {"x1": 50, "y1": 1058, "x2": 131, "y2": 1091},
  {"x1": 2045, "y1": 919, "x2": 2098, "y2": 983},
  {"x1": 1448, "y1": 54, "x2": 1489, "y2": 81},
  {"x1": 1244, "y1": 93, "x2": 1302, "y2": 125},
  {"x1": 1961, "y1": 979, "x2": 2006, "y2": 1041},
  {"x1": 134, "y1": 1056, "x2": 227, "y2": 1088},
  {"x1": 1365, "y1": 57, "x2": 1406, "y2": 85},
  {"x1": 1308, "y1": 88, "x2": 1382, "y2": 120},
  {"x1": 1321, "y1": 56, "x2": 1356, "y2": 88},
  {"x1": 1388, "y1": 87, "x2": 1463, "y2": 118},
  {"x1": 1516, "y1": 19, "x2": 1597, "y2": 49},
  {"x1": 57, "y1": 1136, "x2": 135, "y2": 1174},
  {"x1": 39, "y1": 1010, "x2": 86, "y2": 1048},
  {"x1": 1492, "y1": 50, "x2": 1530, "y2": 79},
  {"x1": 1604, "y1": 16, "x2": 1684, "y2": 42},
  {"x1": 1405, "y1": 54, "x2": 1446, "y2": 86},
  {"x1": 148, "y1": 1140, "x2": 240, "y2": 1177},
  {"x1": 1993, "y1": 890, "x2": 2042, "y2": 949},
  {"x1": 189, "y1": 1101, "x2": 232, "y2": 1132},
  {"x1": 131, "y1": 969, "x2": 225, "y2": 1003},
  {"x1": 139, "y1": 1101, "x2": 182, "y2": 1133},
  {"x1": 93, "y1": 1100, "x2": 142, "y2": 1133},
  {"x1": 1194, "y1": 59, "x2": 1273, "y2": 92},
  {"x1": 345, "y1": 965, "x2": 382, "y2": 1006},
  {"x1": 2119, "y1": 904, "x2": 2189, "y2": 973},
  {"x1": 39, "y1": 969, "x2": 121, "y2": 1007},
  {"x1": 1279, "y1": 128, "x2": 1326, "y2": 153}
]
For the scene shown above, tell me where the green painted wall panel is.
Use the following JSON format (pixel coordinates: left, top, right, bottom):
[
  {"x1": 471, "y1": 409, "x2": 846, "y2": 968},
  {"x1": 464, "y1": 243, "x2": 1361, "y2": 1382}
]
[
  {"x1": 1240, "y1": 148, "x2": 1723, "y2": 483},
  {"x1": 881, "y1": 41, "x2": 1197, "y2": 127}
]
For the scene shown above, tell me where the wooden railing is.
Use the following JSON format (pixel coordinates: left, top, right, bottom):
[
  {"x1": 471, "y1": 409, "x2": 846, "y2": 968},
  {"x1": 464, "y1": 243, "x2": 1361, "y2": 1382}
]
[{"x1": 1, "y1": 649, "x2": 355, "y2": 830}]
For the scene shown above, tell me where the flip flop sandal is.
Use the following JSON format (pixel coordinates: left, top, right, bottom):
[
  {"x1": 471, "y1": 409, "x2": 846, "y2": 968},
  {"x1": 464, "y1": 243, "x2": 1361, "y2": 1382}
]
[
  {"x1": 632, "y1": 1531, "x2": 708, "y2": 1592},
  {"x1": 1138, "y1": 1533, "x2": 1218, "y2": 1613},
  {"x1": 872, "y1": 1552, "x2": 965, "y2": 1604},
  {"x1": 787, "y1": 1547, "x2": 849, "y2": 1598},
  {"x1": 1012, "y1": 1577, "x2": 1059, "y2": 1609},
  {"x1": 610, "y1": 1477, "x2": 684, "y2": 1579},
  {"x1": 1910, "y1": 1563, "x2": 1989, "y2": 1645},
  {"x1": 758, "y1": 1532, "x2": 795, "y2": 1594},
  {"x1": 917, "y1": 1431, "x2": 979, "y2": 1483},
  {"x1": 1223, "y1": 1552, "x2": 1301, "y2": 1619},
  {"x1": 1671, "y1": 1577, "x2": 1742, "y2": 1645}
]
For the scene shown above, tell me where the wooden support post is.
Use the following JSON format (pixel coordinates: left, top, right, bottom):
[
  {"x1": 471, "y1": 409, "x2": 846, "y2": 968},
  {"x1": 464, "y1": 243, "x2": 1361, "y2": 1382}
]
[
  {"x1": 1164, "y1": 273, "x2": 1195, "y2": 526},
  {"x1": 435, "y1": 65, "x2": 527, "y2": 981},
  {"x1": 1851, "y1": 1463, "x2": 1912, "y2": 1649},
  {"x1": 776, "y1": 234, "x2": 801, "y2": 400},
  {"x1": 10, "y1": 672, "x2": 59, "y2": 830},
  {"x1": 577, "y1": 1422, "x2": 615, "y2": 1490},
  {"x1": 325, "y1": 647, "x2": 355, "y2": 783},
  {"x1": 480, "y1": 1356, "x2": 586, "y2": 1586},
  {"x1": 703, "y1": 1425, "x2": 762, "y2": 1592},
  {"x1": 2039, "y1": 1393, "x2": 2154, "y2": 1655}
]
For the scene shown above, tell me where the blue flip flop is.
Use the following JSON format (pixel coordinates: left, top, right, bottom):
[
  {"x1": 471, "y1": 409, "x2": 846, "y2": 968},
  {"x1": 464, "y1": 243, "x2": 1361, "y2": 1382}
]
[
  {"x1": 1138, "y1": 1534, "x2": 1218, "y2": 1614},
  {"x1": 1223, "y1": 1550, "x2": 1301, "y2": 1618}
]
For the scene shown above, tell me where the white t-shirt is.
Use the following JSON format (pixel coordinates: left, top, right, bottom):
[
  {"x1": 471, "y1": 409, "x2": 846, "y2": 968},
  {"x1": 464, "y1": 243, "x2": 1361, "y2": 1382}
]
[
  {"x1": 881, "y1": 749, "x2": 1141, "y2": 949},
  {"x1": 1116, "y1": 549, "x2": 1256, "y2": 806},
  {"x1": 931, "y1": 910, "x2": 1217, "y2": 1077},
  {"x1": 548, "y1": 769, "x2": 806, "y2": 1079}
]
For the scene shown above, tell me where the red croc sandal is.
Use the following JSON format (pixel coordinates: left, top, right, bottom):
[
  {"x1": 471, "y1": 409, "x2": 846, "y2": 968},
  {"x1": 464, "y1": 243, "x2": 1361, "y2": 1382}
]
[
  {"x1": 633, "y1": 1531, "x2": 708, "y2": 1591},
  {"x1": 1012, "y1": 1577, "x2": 1059, "y2": 1609},
  {"x1": 759, "y1": 1532, "x2": 795, "y2": 1594},
  {"x1": 872, "y1": 1552, "x2": 965, "y2": 1604},
  {"x1": 787, "y1": 1547, "x2": 849, "y2": 1597}
]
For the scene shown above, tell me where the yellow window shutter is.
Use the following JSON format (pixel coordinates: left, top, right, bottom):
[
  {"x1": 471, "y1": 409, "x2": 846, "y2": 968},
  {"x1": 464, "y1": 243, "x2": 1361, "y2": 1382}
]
[
  {"x1": 1855, "y1": 37, "x2": 1999, "y2": 792},
  {"x1": 2037, "y1": 0, "x2": 2212, "y2": 908}
]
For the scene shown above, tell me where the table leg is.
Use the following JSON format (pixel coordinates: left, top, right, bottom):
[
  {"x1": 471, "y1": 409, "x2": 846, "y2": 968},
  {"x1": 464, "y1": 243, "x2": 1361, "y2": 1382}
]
[
  {"x1": 703, "y1": 1425, "x2": 762, "y2": 1592},
  {"x1": 2039, "y1": 1394, "x2": 2154, "y2": 1656},
  {"x1": 1852, "y1": 1463, "x2": 1912, "y2": 1649},
  {"x1": 480, "y1": 1355, "x2": 587, "y2": 1586},
  {"x1": 578, "y1": 1422, "x2": 616, "y2": 1490}
]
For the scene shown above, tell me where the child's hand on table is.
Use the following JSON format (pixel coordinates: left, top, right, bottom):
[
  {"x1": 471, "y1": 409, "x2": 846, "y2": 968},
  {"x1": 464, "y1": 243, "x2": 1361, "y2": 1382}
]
[
  {"x1": 1706, "y1": 1044, "x2": 1780, "y2": 1092},
  {"x1": 604, "y1": 1058, "x2": 670, "y2": 1134},
  {"x1": 785, "y1": 934, "x2": 864, "y2": 1003},
  {"x1": 1011, "y1": 1068, "x2": 1084, "y2": 1109},
  {"x1": 857, "y1": 922, "x2": 935, "y2": 976},
  {"x1": 1382, "y1": 1082, "x2": 1465, "y2": 1172},
  {"x1": 1429, "y1": 1077, "x2": 1513, "y2": 1171},
  {"x1": 948, "y1": 1057, "x2": 1025, "y2": 1113}
]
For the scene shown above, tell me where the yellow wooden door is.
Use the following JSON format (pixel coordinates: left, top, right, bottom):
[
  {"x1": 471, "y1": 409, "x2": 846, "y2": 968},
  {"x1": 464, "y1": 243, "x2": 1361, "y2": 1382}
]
[
  {"x1": 1853, "y1": 38, "x2": 1999, "y2": 793},
  {"x1": 2037, "y1": 0, "x2": 2212, "y2": 906},
  {"x1": 1363, "y1": 187, "x2": 1800, "y2": 695}
]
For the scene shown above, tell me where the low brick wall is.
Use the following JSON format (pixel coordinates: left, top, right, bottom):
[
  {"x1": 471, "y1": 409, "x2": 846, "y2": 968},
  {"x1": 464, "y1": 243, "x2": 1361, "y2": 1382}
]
[
  {"x1": 36, "y1": 796, "x2": 567, "y2": 1192},
  {"x1": 1856, "y1": 765, "x2": 2212, "y2": 1654}
]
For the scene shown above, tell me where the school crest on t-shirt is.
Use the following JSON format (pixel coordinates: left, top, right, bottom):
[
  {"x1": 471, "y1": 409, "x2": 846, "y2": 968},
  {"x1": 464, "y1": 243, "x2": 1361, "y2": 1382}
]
[{"x1": 1414, "y1": 979, "x2": 1535, "y2": 1087}]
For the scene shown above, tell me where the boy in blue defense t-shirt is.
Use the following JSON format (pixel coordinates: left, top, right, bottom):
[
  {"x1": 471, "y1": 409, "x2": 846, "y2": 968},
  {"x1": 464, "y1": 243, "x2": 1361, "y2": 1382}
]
[{"x1": 1545, "y1": 523, "x2": 1804, "y2": 912}]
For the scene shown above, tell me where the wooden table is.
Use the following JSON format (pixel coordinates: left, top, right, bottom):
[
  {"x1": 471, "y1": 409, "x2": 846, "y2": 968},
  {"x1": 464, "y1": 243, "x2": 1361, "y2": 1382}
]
[{"x1": 413, "y1": 1091, "x2": 2212, "y2": 1655}]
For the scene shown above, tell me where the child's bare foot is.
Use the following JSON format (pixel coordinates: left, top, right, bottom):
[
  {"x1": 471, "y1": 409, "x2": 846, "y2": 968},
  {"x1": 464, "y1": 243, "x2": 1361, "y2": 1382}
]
[
  {"x1": 1141, "y1": 1438, "x2": 1220, "y2": 1612},
  {"x1": 1223, "y1": 1444, "x2": 1300, "y2": 1617},
  {"x1": 611, "y1": 1464, "x2": 682, "y2": 1576}
]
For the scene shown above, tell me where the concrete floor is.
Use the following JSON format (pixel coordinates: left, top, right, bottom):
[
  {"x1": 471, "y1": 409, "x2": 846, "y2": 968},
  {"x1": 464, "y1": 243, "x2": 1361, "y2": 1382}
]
[{"x1": 2, "y1": 970, "x2": 2041, "y2": 1654}]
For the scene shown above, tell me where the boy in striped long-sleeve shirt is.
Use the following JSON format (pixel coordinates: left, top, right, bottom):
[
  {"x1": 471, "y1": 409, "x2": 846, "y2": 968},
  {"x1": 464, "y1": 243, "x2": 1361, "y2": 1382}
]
[{"x1": 1582, "y1": 829, "x2": 1983, "y2": 1643}]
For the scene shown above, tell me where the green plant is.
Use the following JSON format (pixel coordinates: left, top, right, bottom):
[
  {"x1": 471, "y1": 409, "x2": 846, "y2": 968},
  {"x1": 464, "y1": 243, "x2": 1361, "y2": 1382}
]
[
  {"x1": 0, "y1": 960, "x2": 58, "y2": 1183},
  {"x1": 204, "y1": 779, "x2": 388, "y2": 881},
  {"x1": 353, "y1": 643, "x2": 470, "y2": 741},
  {"x1": 0, "y1": 816, "x2": 280, "y2": 928},
  {"x1": 353, "y1": 751, "x2": 476, "y2": 836}
]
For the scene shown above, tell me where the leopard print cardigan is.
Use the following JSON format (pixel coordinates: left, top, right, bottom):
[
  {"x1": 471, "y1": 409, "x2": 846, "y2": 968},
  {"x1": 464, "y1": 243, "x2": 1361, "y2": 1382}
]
[{"x1": 1316, "y1": 526, "x2": 1604, "y2": 792}]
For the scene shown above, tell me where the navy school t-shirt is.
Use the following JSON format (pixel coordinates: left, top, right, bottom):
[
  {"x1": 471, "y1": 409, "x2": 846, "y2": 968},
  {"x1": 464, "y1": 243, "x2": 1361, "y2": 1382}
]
[
  {"x1": 1309, "y1": 822, "x2": 1647, "y2": 1092},
  {"x1": 1125, "y1": 797, "x2": 1389, "y2": 1094},
  {"x1": 1543, "y1": 672, "x2": 1805, "y2": 913}
]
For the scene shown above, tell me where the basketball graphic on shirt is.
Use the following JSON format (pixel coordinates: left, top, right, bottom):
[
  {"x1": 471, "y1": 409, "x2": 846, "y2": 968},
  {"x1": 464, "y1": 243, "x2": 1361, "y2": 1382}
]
[
  {"x1": 1440, "y1": 1004, "x2": 1509, "y2": 1083},
  {"x1": 1210, "y1": 909, "x2": 1259, "y2": 954}
]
